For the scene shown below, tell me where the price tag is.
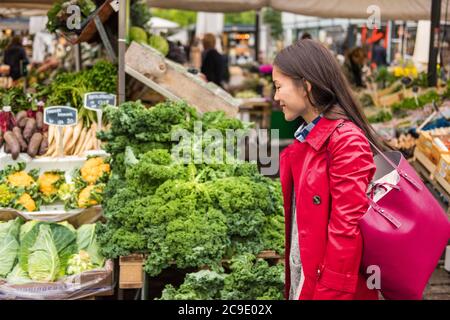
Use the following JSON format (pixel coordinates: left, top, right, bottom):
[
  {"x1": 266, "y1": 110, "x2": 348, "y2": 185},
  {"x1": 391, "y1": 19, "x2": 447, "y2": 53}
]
[
  {"x1": 84, "y1": 92, "x2": 116, "y2": 111},
  {"x1": 44, "y1": 106, "x2": 78, "y2": 126},
  {"x1": 44, "y1": 106, "x2": 78, "y2": 157}
]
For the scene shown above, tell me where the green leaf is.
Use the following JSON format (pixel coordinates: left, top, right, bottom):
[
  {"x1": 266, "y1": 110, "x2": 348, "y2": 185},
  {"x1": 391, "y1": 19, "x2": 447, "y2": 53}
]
[
  {"x1": 28, "y1": 224, "x2": 60, "y2": 282},
  {"x1": 0, "y1": 218, "x2": 22, "y2": 277}
]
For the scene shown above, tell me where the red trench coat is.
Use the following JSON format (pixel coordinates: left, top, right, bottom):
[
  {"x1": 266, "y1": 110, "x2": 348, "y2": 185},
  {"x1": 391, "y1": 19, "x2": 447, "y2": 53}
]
[{"x1": 280, "y1": 117, "x2": 379, "y2": 300}]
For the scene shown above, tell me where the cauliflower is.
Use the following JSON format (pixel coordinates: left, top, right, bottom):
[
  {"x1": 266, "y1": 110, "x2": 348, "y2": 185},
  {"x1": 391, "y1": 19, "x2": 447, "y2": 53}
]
[
  {"x1": 0, "y1": 184, "x2": 14, "y2": 207},
  {"x1": 7, "y1": 171, "x2": 35, "y2": 188},
  {"x1": 17, "y1": 193, "x2": 36, "y2": 212},
  {"x1": 58, "y1": 183, "x2": 75, "y2": 201},
  {"x1": 38, "y1": 172, "x2": 64, "y2": 197},
  {"x1": 66, "y1": 250, "x2": 95, "y2": 275},
  {"x1": 78, "y1": 184, "x2": 103, "y2": 208},
  {"x1": 80, "y1": 157, "x2": 110, "y2": 185}
]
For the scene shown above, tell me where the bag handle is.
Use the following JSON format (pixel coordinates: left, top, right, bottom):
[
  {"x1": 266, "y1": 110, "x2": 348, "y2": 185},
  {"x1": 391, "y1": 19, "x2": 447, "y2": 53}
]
[{"x1": 367, "y1": 139, "x2": 422, "y2": 190}]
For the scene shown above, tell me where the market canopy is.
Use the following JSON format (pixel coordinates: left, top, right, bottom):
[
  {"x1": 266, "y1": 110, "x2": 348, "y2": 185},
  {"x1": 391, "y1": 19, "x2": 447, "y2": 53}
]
[
  {"x1": 0, "y1": 1, "x2": 54, "y2": 10},
  {"x1": 146, "y1": 0, "x2": 439, "y2": 21}
]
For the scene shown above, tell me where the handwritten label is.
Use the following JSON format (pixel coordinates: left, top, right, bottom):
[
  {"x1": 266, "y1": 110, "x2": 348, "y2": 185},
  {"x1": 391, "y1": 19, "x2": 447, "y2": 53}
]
[
  {"x1": 84, "y1": 92, "x2": 116, "y2": 111},
  {"x1": 44, "y1": 107, "x2": 78, "y2": 126}
]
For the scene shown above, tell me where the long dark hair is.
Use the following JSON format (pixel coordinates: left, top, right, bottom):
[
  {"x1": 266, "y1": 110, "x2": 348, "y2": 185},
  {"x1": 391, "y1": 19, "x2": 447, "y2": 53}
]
[
  {"x1": 274, "y1": 39, "x2": 386, "y2": 151},
  {"x1": 6, "y1": 36, "x2": 23, "y2": 51}
]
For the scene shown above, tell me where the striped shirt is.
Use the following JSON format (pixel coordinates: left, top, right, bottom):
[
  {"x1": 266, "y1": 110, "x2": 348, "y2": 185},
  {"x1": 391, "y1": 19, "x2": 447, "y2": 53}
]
[{"x1": 294, "y1": 114, "x2": 323, "y2": 142}]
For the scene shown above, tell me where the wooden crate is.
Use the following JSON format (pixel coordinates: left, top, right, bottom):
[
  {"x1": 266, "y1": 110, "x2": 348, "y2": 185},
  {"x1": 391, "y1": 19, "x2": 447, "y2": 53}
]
[
  {"x1": 414, "y1": 148, "x2": 437, "y2": 178},
  {"x1": 58, "y1": 0, "x2": 116, "y2": 45},
  {"x1": 119, "y1": 254, "x2": 145, "y2": 289}
]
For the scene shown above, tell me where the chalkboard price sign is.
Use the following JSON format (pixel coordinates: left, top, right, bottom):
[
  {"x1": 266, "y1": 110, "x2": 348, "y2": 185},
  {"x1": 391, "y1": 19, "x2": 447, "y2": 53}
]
[
  {"x1": 44, "y1": 106, "x2": 78, "y2": 126},
  {"x1": 84, "y1": 92, "x2": 117, "y2": 111}
]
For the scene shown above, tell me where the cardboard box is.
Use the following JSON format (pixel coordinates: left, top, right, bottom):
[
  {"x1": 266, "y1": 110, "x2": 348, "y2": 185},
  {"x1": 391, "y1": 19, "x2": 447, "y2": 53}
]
[
  {"x1": 417, "y1": 131, "x2": 433, "y2": 159},
  {"x1": 119, "y1": 254, "x2": 145, "y2": 289},
  {"x1": 437, "y1": 154, "x2": 450, "y2": 183},
  {"x1": 430, "y1": 138, "x2": 450, "y2": 165}
]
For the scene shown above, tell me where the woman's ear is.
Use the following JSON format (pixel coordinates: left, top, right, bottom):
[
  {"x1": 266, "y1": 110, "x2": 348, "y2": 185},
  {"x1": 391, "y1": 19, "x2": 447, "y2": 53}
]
[{"x1": 305, "y1": 80, "x2": 312, "y2": 93}]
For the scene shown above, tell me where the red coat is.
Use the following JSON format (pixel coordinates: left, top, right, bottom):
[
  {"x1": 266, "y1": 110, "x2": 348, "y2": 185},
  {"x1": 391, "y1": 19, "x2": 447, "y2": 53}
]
[{"x1": 280, "y1": 117, "x2": 379, "y2": 300}]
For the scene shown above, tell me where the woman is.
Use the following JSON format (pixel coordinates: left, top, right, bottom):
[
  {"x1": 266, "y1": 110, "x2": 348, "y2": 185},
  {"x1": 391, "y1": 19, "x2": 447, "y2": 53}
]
[
  {"x1": 342, "y1": 47, "x2": 366, "y2": 88},
  {"x1": 4, "y1": 36, "x2": 28, "y2": 81},
  {"x1": 201, "y1": 33, "x2": 225, "y2": 87},
  {"x1": 273, "y1": 40, "x2": 382, "y2": 300}
]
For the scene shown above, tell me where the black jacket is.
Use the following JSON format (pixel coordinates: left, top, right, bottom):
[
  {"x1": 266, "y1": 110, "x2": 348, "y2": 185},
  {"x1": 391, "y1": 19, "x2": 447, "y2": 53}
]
[
  {"x1": 201, "y1": 49, "x2": 225, "y2": 87},
  {"x1": 4, "y1": 45, "x2": 28, "y2": 80}
]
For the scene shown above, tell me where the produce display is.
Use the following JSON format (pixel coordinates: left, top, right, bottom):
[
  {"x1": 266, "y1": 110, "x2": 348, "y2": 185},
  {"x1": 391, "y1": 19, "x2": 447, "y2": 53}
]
[
  {"x1": 1, "y1": 61, "x2": 116, "y2": 159},
  {"x1": 129, "y1": 26, "x2": 170, "y2": 56},
  {"x1": 94, "y1": 100, "x2": 284, "y2": 297},
  {"x1": 0, "y1": 218, "x2": 104, "y2": 283},
  {"x1": 159, "y1": 254, "x2": 284, "y2": 300},
  {"x1": 0, "y1": 106, "x2": 48, "y2": 160},
  {"x1": 0, "y1": 157, "x2": 110, "y2": 212}
]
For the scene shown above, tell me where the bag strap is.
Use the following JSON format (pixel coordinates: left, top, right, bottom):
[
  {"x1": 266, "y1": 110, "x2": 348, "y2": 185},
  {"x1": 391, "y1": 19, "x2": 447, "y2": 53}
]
[{"x1": 367, "y1": 139, "x2": 422, "y2": 190}]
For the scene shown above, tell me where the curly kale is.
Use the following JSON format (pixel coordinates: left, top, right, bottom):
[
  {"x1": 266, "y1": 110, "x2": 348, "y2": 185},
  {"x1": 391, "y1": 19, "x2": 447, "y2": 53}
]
[
  {"x1": 159, "y1": 270, "x2": 225, "y2": 300},
  {"x1": 97, "y1": 100, "x2": 286, "y2": 280},
  {"x1": 220, "y1": 254, "x2": 284, "y2": 300},
  {"x1": 159, "y1": 254, "x2": 284, "y2": 300}
]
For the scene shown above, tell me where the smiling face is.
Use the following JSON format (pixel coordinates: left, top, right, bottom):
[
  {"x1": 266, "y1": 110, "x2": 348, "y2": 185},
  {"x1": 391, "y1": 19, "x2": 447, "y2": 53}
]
[{"x1": 272, "y1": 66, "x2": 312, "y2": 122}]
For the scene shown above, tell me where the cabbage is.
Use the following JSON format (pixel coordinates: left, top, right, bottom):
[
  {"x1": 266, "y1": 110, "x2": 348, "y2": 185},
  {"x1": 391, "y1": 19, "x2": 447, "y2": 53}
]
[
  {"x1": 6, "y1": 263, "x2": 31, "y2": 284},
  {"x1": 28, "y1": 224, "x2": 60, "y2": 282},
  {"x1": 20, "y1": 220, "x2": 38, "y2": 242},
  {"x1": 76, "y1": 224, "x2": 104, "y2": 267},
  {"x1": 148, "y1": 35, "x2": 169, "y2": 56},
  {"x1": 129, "y1": 26, "x2": 148, "y2": 44},
  {"x1": 66, "y1": 250, "x2": 94, "y2": 275},
  {"x1": 19, "y1": 222, "x2": 77, "y2": 281},
  {"x1": 0, "y1": 218, "x2": 22, "y2": 277}
]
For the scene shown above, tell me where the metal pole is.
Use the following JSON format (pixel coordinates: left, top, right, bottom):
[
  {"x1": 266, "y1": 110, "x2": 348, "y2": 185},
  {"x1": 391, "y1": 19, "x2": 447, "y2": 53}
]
[
  {"x1": 94, "y1": 15, "x2": 117, "y2": 62},
  {"x1": 387, "y1": 20, "x2": 392, "y2": 63},
  {"x1": 428, "y1": 0, "x2": 442, "y2": 87},
  {"x1": 73, "y1": 44, "x2": 81, "y2": 72},
  {"x1": 255, "y1": 10, "x2": 260, "y2": 62},
  {"x1": 118, "y1": 0, "x2": 128, "y2": 104}
]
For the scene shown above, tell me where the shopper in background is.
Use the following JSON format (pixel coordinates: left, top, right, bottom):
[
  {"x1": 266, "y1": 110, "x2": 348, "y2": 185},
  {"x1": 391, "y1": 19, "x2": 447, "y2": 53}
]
[
  {"x1": 201, "y1": 33, "x2": 225, "y2": 87},
  {"x1": 3, "y1": 36, "x2": 29, "y2": 81},
  {"x1": 342, "y1": 47, "x2": 366, "y2": 88},
  {"x1": 273, "y1": 39, "x2": 384, "y2": 300},
  {"x1": 371, "y1": 37, "x2": 388, "y2": 68},
  {"x1": 300, "y1": 32, "x2": 312, "y2": 40}
]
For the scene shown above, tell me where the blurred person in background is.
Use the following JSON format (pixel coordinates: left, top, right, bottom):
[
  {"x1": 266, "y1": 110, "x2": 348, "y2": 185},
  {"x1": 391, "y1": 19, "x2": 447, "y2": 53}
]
[
  {"x1": 371, "y1": 36, "x2": 387, "y2": 68},
  {"x1": 301, "y1": 32, "x2": 312, "y2": 40},
  {"x1": 201, "y1": 33, "x2": 225, "y2": 87},
  {"x1": 4, "y1": 36, "x2": 29, "y2": 81},
  {"x1": 343, "y1": 47, "x2": 366, "y2": 89}
]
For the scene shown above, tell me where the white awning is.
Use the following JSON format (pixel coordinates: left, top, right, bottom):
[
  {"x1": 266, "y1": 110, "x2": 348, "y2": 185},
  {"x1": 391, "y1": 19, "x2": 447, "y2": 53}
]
[{"x1": 147, "y1": 0, "x2": 440, "y2": 21}]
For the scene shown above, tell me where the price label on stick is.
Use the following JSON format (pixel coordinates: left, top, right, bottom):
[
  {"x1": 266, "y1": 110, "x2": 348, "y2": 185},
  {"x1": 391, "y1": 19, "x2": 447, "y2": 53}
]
[
  {"x1": 44, "y1": 106, "x2": 78, "y2": 157},
  {"x1": 84, "y1": 92, "x2": 116, "y2": 111},
  {"x1": 44, "y1": 106, "x2": 78, "y2": 126},
  {"x1": 84, "y1": 92, "x2": 116, "y2": 132}
]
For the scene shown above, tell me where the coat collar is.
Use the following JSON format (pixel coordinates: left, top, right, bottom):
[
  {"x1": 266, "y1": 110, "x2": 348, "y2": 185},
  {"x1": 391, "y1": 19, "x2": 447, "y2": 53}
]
[{"x1": 300, "y1": 117, "x2": 346, "y2": 151}]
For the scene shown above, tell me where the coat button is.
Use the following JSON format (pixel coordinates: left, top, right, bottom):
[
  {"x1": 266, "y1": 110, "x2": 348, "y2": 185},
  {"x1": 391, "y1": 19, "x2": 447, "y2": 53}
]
[{"x1": 313, "y1": 195, "x2": 321, "y2": 205}]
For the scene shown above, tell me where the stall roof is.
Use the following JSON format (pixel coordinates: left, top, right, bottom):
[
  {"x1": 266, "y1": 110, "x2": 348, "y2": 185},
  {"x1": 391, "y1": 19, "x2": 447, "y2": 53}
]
[
  {"x1": 0, "y1": 1, "x2": 53, "y2": 9},
  {"x1": 146, "y1": 0, "x2": 439, "y2": 21}
]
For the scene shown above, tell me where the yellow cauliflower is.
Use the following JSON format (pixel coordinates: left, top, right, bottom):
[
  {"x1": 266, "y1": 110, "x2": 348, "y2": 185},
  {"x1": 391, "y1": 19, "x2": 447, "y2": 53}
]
[
  {"x1": 7, "y1": 171, "x2": 35, "y2": 188},
  {"x1": 78, "y1": 185, "x2": 103, "y2": 208},
  {"x1": 38, "y1": 172, "x2": 63, "y2": 197},
  {"x1": 18, "y1": 193, "x2": 36, "y2": 212},
  {"x1": 80, "y1": 157, "x2": 110, "y2": 185}
]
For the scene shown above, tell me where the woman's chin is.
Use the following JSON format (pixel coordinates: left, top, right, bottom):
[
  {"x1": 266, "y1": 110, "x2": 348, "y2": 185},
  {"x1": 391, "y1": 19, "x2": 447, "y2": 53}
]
[{"x1": 283, "y1": 113, "x2": 297, "y2": 122}]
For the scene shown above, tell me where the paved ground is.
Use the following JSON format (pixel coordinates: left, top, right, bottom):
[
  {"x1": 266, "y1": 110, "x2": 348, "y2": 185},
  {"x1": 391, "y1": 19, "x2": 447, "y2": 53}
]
[{"x1": 423, "y1": 262, "x2": 450, "y2": 300}]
